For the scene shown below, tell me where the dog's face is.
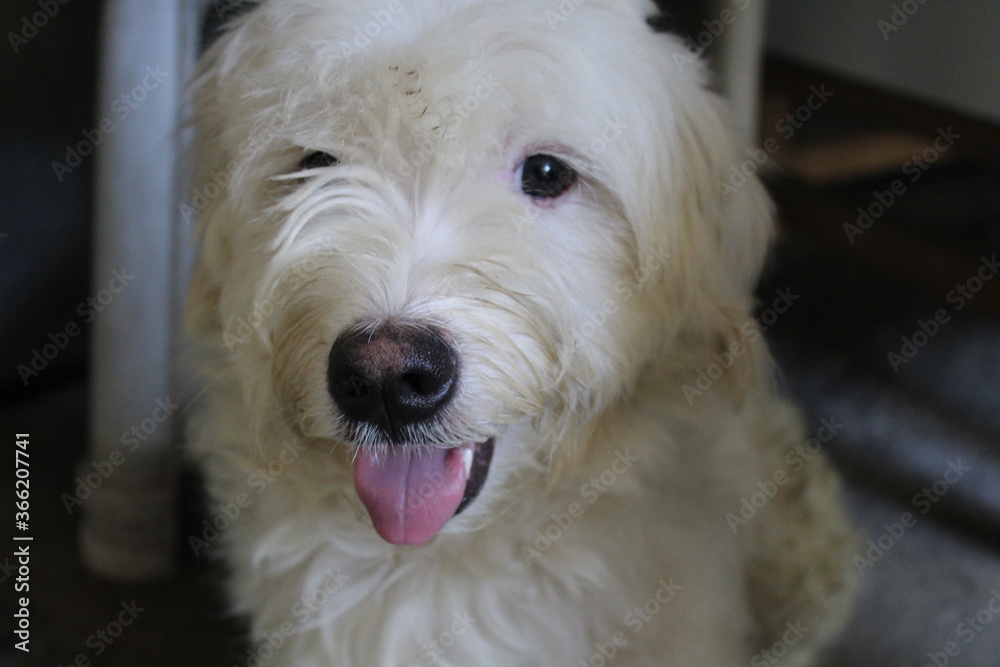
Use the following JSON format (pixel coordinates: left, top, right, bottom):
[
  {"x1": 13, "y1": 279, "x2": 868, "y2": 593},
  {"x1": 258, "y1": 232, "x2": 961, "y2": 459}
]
[{"x1": 189, "y1": 0, "x2": 772, "y2": 545}]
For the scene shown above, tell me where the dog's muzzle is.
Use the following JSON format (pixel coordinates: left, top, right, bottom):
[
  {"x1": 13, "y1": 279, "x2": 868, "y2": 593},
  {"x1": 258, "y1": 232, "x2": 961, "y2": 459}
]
[{"x1": 327, "y1": 324, "x2": 494, "y2": 545}]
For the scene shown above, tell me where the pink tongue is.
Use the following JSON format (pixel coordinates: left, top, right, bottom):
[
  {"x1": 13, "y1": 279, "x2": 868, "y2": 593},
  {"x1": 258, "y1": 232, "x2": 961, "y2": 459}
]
[{"x1": 354, "y1": 446, "x2": 469, "y2": 545}]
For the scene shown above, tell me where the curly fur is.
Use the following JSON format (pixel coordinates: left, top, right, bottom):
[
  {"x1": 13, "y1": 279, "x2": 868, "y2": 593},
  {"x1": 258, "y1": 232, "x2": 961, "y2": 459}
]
[{"x1": 184, "y1": 0, "x2": 856, "y2": 664}]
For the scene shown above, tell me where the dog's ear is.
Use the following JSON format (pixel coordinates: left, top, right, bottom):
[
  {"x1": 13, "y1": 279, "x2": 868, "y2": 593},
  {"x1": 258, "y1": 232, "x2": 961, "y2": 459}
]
[
  {"x1": 185, "y1": 14, "x2": 262, "y2": 342},
  {"x1": 186, "y1": 242, "x2": 225, "y2": 338},
  {"x1": 622, "y1": 42, "x2": 775, "y2": 397},
  {"x1": 185, "y1": 193, "x2": 231, "y2": 338},
  {"x1": 184, "y1": 98, "x2": 236, "y2": 340},
  {"x1": 674, "y1": 87, "x2": 776, "y2": 396}
]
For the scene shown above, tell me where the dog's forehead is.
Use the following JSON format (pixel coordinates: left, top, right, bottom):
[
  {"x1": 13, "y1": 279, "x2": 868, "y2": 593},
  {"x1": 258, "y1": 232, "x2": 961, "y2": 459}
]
[{"x1": 225, "y1": 0, "x2": 665, "y2": 158}]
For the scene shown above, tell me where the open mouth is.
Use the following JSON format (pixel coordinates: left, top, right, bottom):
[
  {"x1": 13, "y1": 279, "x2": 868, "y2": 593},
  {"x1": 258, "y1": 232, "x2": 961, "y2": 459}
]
[
  {"x1": 456, "y1": 438, "x2": 494, "y2": 515},
  {"x1": 353, "y1": 438, "x2": 495, "y2": 545}
]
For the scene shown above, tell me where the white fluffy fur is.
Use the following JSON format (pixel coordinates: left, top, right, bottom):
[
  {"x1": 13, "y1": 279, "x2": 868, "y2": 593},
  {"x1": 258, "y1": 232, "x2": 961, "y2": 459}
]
[{"x1": 185, "y1": 1, "x2": 856, "y2": 664}]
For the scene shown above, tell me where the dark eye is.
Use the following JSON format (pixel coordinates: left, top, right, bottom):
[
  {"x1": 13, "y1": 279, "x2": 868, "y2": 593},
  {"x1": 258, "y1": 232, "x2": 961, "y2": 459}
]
[
  {"x1": 519, "y1": 154, "x2": 577, "y2": 199},
  {"x1": 299, "y1": 151, "x2": 339, "y2": 170}
]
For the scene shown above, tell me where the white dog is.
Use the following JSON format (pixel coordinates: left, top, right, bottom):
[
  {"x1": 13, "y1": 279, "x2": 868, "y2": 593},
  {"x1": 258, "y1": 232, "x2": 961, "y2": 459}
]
[{"x1": 185, "y1": 0, "x2": 856, "y2": 664}]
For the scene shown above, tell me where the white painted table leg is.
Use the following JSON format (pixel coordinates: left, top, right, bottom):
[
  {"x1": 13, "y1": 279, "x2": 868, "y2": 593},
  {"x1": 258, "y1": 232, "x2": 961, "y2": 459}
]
[
  {"x1": 708, "y1": 0, "x2": 769, "y2": 149},
  {"x1": 81, "y1": 0, "x2": 196, "y2": 582}
]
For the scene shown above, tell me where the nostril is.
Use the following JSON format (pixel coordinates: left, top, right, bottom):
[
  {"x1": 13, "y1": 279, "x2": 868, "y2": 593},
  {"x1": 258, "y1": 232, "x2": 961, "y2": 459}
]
[
  {"x1": 397, "y1": 364, "x2": 454, "y2": 404},
  {"x1": 388, "y1": 339, "x2": 457, "y2": 412},
  {"x1": 400, "y1": 370, "x2": 439, "y2": 396},
  {"x1": 342, "y1": 373, "x2": 372, "y2": 398},
  {"x1": 328, "y1": 360, "x2": 378, "y2": 419}
]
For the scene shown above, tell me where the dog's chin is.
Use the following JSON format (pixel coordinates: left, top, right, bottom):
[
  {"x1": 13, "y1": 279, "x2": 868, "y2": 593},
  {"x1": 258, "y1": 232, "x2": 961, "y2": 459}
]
[{"x1": 352, "y1": 438, "x2": 495, "y2": 546}]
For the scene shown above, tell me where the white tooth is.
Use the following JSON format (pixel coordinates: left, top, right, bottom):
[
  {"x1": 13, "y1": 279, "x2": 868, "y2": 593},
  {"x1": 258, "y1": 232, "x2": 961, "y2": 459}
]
[{"x1": 462, "y1": 447, "x2": 474, "y2": 477}]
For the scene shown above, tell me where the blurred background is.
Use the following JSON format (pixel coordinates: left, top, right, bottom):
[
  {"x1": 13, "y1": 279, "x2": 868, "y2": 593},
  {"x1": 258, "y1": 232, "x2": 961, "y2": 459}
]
[{"x1": 1, "y1": 0, "x2": 998, "y2": 665}]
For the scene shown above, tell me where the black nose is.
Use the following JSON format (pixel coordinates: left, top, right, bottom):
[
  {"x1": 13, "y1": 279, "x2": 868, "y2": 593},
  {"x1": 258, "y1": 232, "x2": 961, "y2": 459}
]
[{"x1": 327, "y1": 324, "x2": 458, "y2": 442}]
